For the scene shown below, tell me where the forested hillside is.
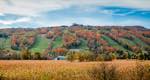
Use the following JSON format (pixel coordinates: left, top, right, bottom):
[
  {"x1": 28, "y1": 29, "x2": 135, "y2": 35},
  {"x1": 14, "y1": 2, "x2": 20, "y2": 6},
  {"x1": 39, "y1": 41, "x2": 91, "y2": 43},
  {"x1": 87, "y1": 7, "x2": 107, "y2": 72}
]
[{"x1": 0, "y1": 24, "x2": 150, "y2": 60}]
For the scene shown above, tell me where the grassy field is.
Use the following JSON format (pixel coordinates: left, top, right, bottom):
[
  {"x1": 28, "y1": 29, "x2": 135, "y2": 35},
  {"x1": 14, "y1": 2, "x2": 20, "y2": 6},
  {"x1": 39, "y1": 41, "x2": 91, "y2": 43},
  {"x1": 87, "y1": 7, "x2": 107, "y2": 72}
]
[
  {"x1": 132, "y1": 35, "x2": 148, "y2": 47},
  {"x1": 101, "y1": 35, "x2": 128, "y2": 51},
  {"x1": 51, "y1": 37, "x2": 63, "y2": 48},
  {"x1": 0, "y1": 60, "x2": 150, "y2": 80},
  {"x1": 31, "y1": 35, "x2": 49, "y2": 53}
]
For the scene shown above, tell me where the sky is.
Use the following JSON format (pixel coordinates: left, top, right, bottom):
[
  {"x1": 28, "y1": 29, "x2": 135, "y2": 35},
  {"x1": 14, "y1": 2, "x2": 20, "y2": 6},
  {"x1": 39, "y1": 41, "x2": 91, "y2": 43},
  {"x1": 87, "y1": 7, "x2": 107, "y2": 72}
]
[{"x1": 0, "y1": 0, "x2": 150, "y2": 29}]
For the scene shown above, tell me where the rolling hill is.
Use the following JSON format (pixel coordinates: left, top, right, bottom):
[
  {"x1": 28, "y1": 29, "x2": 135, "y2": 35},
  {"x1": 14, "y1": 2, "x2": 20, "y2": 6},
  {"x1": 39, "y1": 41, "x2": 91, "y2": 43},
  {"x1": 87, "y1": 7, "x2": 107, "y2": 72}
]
[{"x1": 0, "y1": 24, "x2": 149, "y2": 60}]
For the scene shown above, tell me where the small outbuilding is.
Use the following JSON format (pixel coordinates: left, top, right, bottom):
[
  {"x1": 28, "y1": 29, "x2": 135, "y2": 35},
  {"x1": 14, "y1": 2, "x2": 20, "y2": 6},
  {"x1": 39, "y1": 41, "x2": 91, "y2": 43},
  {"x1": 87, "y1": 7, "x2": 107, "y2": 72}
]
[{"x1": 54, "y1": 56, "x2": 66, "y2": 60}]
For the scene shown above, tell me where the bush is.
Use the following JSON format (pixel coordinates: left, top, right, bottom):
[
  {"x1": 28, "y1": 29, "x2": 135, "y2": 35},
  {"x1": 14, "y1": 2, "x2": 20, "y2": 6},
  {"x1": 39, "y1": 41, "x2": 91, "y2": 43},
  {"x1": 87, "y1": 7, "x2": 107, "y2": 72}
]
[
  {"x1": 95, "y1": 53, "x2": 116, "y2": 61},
  {"x1": 67, "y1": 50, "x2": 95, "y2": 62},
  {"x1": 67, "y1": 51, "x2": 116, "y2": 62},
  {"x1": 104, "y1": 53, "x2": 113, "y2": 61},
  {"x1": 137, "y1": 51, "x2": 150, "y2": 60},
  {"x1": 67, "y1": 51, "x2": 75, "y2": 62},
  {"x1": 111, "y1": 53, "x2": 117, "y2": 60},
  {"x1": 78, "y1": 53, "x2": 85, "y2": 62},
  {"x1": 96, "y1": 54, "x2": 104, "y2": 61},
  {"x1": 0, "y1": 50, "x2": 19, "y2": 60},
  {"x1": 33, "y1": 52, "x2": 41, "y2": 60},
  {"x1": 78, "y1": 51, "x2": 94, "y2": 62},
  {"x1": 122, "y1": 52, "x2": 129, "y2": 59},
  {"x1": 138, "y1": 53, "x2": 145, "y2": 60},
  {"x1": 20, "y1": 48, "x2": 31, "y2": 60}
]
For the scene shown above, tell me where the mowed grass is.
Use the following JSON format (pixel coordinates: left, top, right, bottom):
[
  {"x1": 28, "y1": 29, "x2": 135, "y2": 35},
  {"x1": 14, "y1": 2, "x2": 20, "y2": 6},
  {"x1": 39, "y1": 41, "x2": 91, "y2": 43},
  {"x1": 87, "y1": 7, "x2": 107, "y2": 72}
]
[
  {"x1": 132, "y1": 35, "x2": 149, "y2": 47},
  {"x1": 0, "y1": 60, "x2": 150, "y2": 80},
  {"x1": 31, "y1": 35, "x2": 49, "y2": 53},
  {"x1": 101, "y1": 35, "x2": 128, "y2": 51},
  {"x1": 79, "y1": 38, "x2": 89, "y2": 49},
  {"x1": 0, "y1": 38, "x2": 11, "y2": 50},
  {"x1": 51, "y1": 37, "x2": 63, "y2": 48}
]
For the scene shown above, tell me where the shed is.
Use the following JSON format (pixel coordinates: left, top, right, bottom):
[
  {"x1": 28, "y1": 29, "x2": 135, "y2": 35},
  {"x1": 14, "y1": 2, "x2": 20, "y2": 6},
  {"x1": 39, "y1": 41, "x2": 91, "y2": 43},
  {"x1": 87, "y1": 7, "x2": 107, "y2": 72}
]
[{"x1": 54, "y1": 56, "x2": 66, "y2": 60}]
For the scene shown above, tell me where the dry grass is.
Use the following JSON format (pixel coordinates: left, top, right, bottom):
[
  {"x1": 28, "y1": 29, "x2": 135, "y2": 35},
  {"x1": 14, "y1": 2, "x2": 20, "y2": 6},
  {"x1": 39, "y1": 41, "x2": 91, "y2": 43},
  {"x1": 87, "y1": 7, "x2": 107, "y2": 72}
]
[{"x1": 0, "y1": 60, "x2": 150, "y2": 80}]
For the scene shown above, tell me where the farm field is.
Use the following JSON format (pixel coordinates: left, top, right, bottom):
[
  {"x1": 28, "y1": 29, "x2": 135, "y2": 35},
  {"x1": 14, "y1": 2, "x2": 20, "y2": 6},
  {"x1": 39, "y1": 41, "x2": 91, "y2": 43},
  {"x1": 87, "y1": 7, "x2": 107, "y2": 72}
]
[{"x1": 0, "y1": 60, "x2": 150, "y2": 80}]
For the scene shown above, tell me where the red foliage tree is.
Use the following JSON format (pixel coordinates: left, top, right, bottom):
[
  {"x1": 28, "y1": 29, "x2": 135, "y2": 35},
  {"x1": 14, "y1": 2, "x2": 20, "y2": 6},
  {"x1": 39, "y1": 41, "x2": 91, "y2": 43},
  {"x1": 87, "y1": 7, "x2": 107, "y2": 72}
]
[
  {"x1": 63, "y1": 34, "x2": 77, "y2": 48},
  {"x1": 40, "y1": 28, "x2": 48, "y2": 34},
  {"x1": 52, "y1": 48, "x2": 68, "y2": 56},
  {"x1": 27, "y1": 36, "x2": 35, "y2": 45},
  {"x1": 11, "y1": 35, "x2": 18, "y2": 46},
  {"x1": 103, "y1": 46, "x2": 117, "y2": 53},
  {"x1": 52, "y1": 27, "x2": 62, "y2": 36},
  {"x1": 46, "y1": 31, "x2": 53, "y2": 39}
]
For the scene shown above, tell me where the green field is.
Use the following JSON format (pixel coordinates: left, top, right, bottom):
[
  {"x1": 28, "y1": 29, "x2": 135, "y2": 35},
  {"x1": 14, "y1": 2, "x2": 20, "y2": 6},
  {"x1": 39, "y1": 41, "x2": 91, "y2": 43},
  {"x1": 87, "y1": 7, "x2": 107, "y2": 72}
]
[
  {"x1": 101, "y1": 35, "x2": 128, "y2": 51},
  {"x1": 119, "y1": 38, "x2": 136, "y2": 46},
  {"x1": 79, "y1": 38, "x2": 89, "y2": 49},
  {"x1": 31, "y1": 35, "x2": 49, "y2": 53},
  {"x1": 51, "y1": 36, "x2": 63, "y2": 48},
  {"x1": 132, "y1": 35, "x2": 148, "y2": 47},
  {"x1": 0, "y1": 38, "x2": 11, "y2": 50}
]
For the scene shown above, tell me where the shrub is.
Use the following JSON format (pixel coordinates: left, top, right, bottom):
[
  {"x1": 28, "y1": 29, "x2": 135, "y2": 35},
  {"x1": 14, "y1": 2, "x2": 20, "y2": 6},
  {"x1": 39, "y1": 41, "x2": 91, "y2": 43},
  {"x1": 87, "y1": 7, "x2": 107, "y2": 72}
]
[
  {"x1": 33, "y1": 52, "x2": 41, "y2": 60},
  {"x1": 78, "y1": 51, "x2": 94, "y2": 62},
  {"x1": 137, "y1": 51, "x2": 150, "y2": 60},
  {"x1": 96, "y1": 54, "x2": 104, "y2": 61},
  {"x1": 20, "y1": 48, "x2": 31, "y2": 60},
  {"x1": 67, "y1": 50, "x2": 95, "y2": 62},
  {"x1": 104, "y1": 53, "x2": 113, "y2": 61},
  {"x1": 78, "y1": 53, "x2": 85, "y2": 62},
  {"x1": 67, "y1": 51, "x2": 75, "y2": 62},
  {"x1": 138, "y1": 53, "x2": 145, "y2": 60},
  {"x1": 122, "y1": 52, "x2": 129, "y2": 59},
  {"x1": 111, "y1": 53, "x2": 117, "y2": 60},
  {"x1": 0, "y1": 50, "x2": 19, "y2": 60}
]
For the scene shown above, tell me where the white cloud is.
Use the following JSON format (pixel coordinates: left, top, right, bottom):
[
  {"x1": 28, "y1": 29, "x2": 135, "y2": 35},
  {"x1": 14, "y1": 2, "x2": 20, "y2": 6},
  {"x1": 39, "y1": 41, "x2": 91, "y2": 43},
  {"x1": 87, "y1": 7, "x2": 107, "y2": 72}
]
[
  {"x1": 98, "y1": 9, "x2": 136, "y2": 16},
  {"x1": 110, "y1": 0, "x2": 150, "y2": 10},
  {"x1": 0, "y1": 0, "x2": 150, "y2": 16},
  {"x1": 0, "y1": 17, "x2": 31, "y2": 25},
  {"x1": 15, "y1": 17, "x2": 31, "y2": 22},
  {"x1": 0, "y1": 0, "x2": 74, "y2": 16},
  {"x1": 0, "y1": 13, "x2": 5, "y2": 16}
]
